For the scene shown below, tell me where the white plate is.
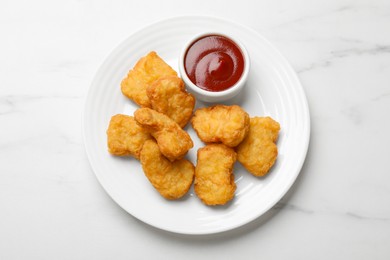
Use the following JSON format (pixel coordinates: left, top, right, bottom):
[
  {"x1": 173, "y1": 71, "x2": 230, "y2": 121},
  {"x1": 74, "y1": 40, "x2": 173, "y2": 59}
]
[{"x1": 83, "y1": 16, "x2": 310, "y2": 235}]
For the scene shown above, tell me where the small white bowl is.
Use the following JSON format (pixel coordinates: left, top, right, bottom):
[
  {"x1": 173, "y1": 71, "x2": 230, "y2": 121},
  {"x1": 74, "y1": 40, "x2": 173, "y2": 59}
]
[{"x1": 178, "y1": 32, "x2": 250, "y2": 103}]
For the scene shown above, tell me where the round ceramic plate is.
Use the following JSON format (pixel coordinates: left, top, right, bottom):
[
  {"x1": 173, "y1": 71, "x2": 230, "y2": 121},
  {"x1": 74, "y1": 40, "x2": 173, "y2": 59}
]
[{"x1": 83, "y1": 16, "x2": 310, "y2": 235}]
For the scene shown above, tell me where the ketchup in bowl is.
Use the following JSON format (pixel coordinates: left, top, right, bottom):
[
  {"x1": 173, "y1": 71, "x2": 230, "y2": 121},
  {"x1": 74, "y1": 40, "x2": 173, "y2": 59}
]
[{"x1": 184, "y1": 35, "x2": 245, "y2": 92}]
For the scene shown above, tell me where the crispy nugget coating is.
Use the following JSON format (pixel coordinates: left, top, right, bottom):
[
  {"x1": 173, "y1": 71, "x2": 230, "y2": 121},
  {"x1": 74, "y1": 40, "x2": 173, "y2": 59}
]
[
  {"x1": 236, "y1": 117, "x2": 280, "y2": 177},
  {"x1": 191, "y1": 105, "x2": 250, "y2": 147},
  {"x1": 195, "y1": 144, "x2": 237, "y2": 206},
  {"x1": 134, "y1": 108, "x2": 193, "y2": 161},
  {"x1": 121, "y1": 51, "x2": 177, "y2": 107},
  {"x1": 147, "y1": 76, "x2": 195, "y2": 128},
  {"x1": 106, "y1": 114, "x2": 152, "y2": 159},
  {"x1": 140, "y1": 140, "x2": 195, "y2": 200}
]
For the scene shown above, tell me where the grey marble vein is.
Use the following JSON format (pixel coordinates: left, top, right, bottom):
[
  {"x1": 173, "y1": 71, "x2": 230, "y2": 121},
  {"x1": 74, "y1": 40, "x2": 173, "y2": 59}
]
[
  {"x1": 0, "y1": 132, "x2": 81, "y2": 151},
  {"x1": 272, "y1": 4, "x2": 360, "y2": 29},
  {"x1": 298, "y1": 44, "x2": 390, "y2": 73},
  {"x1": 273, "y1": 202, "x2": 315, "y2": 214},
  {"x1": 340, "y1": 106, "x2": 362, "y2": 125},
  {"x1": 331, "y1": 45, "x2": 390, "y2": 58},
  {"x1": 297, "y1": 60, "x2": 332, "y2": 73},
  {"x1": 371, "y1": 92, "x2": 390, "y2": 102},
  {"x1": 345, "y1": 212, "x2": 390, "y2": 222},
  {"x1": 0, "y1": 96, "x2": 18, "y2": 115},
  {"x1": 273, "y1": 202, "x2": 390, "y2": 222},
  {"x1": 0, "y1": 95, "x2": 82, "y2": 115}
]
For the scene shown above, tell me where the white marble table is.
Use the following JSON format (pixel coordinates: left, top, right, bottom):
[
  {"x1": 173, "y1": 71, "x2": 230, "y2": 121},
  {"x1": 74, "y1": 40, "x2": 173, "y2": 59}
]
[{"x1": 1, "y1": 0, "x2": 389, "y2": 259}]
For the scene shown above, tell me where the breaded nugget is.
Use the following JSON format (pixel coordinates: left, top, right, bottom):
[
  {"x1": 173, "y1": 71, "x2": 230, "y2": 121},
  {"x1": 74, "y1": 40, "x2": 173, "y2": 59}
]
[
  {"x1": 194, "y1": 144, "x2": 237, "y2": 206},
  {"x1": 140, "y1": 140, "x2": 194, "y2": 200},
  {"x1": 147, "y1": 76, "x2": 195, "y2": 128},
  {"x1": 236, "y1": 117, "x2": 280, "y2": 177},
  {"x1": 121, "y1": 51, "x2": 177, "y2": 107},
  {"x1": 134, "y1": 108, "x2": 193, "y2": 161},
  {"x1": 106, "y1": 114, "x2": 152, "y2": 159},
  {"x1": 191, "y1": 105, "x2": 250, "y2": 147}
]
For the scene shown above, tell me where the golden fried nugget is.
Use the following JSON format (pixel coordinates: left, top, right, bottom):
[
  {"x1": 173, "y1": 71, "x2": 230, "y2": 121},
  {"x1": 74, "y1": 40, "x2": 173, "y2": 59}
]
[
  {"x1": 236, "y1": 117, "x2": 280, "y2": 177},
  {"x1": 121, "y1": 51, "x2": 177, "y2": 107},
  {"x1": 140, "y1": 140, "x2": 194, "y2": 200},
  {"x1": 106, "y1": 114, "x2": 152, "y2": 159},
  {"x1": 134, "y1": 108, "x2": 193, "y2": 161},
  {"x1": 191, "y1": 105, "x2": 250, "y2": 147},
  {"x1": 147, "y1": 76, "x2": 195, "y2": 128},
  {"x1": 194, "y1": 144, "x2": 237, "y2": 206}
]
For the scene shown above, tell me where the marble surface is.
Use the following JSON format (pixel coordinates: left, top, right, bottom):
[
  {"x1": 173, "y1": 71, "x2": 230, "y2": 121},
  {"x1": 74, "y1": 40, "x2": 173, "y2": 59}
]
[{"x1": 1, "y1": 0, "x2": 389, "y2": 259}]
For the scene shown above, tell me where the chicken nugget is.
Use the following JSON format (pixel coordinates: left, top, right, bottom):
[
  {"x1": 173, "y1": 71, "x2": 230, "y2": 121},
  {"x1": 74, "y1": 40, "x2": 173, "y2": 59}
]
[
  {"x1": 106, "y1": 114, "x2": 152, "y2": 159},
  {"x1": 191, "y1": 105, "x2": 250, "y2": 147},
  {"x1": 147, "y1": 76, "x2": 195, "y2": 128},
  {"x1": 140, "y1": 140, "x2": 194, "y2": 200},
  {"x1": 121, "y1": 51, "x2": 177, "y2": 107},
  {"x1": 194, "y1": 144, "x2": 237, "y2": 206},
  {"x1": 134, "y1": 108, "x2": 193, "y2": 161},
  {"x1": 236, "y1": 117, "x2": 280, "y2": 177}
]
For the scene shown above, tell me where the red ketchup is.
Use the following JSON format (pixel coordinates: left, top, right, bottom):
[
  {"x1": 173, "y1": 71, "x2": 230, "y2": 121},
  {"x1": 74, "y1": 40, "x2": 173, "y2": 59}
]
[{"x1": 184, "y1": 35, "x2": 245, "y2": 92}]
